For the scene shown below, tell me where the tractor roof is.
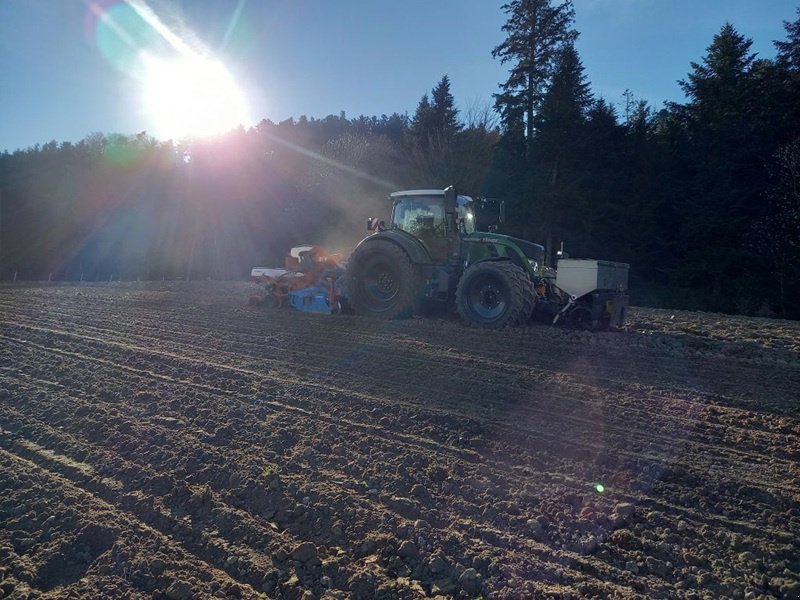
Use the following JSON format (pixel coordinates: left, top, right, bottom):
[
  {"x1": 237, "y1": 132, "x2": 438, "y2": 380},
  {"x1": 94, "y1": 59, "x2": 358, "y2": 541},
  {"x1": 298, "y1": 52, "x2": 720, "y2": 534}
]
[
  {"x1": 389, "y1": 189, "x2": 473, "y2": 206},
  {"x1": 389, "y1": 189, "x2": 444, "y2": 199}
]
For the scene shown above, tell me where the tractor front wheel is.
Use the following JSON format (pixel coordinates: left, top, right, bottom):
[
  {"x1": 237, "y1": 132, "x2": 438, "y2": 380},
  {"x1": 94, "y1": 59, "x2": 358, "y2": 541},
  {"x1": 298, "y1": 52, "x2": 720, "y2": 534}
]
[
  {"x1": 456, "y1": 262, "x2": 530, "y2": 328},
  {"x1": 345, "y1": 240, "x2": 419, "y2": 319}
]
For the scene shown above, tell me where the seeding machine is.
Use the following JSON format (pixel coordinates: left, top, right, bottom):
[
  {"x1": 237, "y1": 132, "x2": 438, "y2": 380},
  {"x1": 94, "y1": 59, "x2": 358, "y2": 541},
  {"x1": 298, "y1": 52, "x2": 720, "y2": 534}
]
[{"x1": 249, "y1": 245, "x2": 345, "y2": 314}]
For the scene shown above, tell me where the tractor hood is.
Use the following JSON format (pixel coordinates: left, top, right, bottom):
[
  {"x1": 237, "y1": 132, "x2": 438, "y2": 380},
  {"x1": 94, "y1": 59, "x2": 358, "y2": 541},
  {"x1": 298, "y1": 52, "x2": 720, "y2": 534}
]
[
  {"x1": 506, "y1": 236, "x2": 545, "y2": 262},
  {"x1": 468, "y1": 233, "x2": 545, "y2": 262}
]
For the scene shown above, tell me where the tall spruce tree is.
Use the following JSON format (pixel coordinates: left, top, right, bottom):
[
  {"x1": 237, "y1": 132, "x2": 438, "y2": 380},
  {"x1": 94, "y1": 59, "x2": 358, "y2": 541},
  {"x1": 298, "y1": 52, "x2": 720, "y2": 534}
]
[
  {"x1": 409, "y1": 75, "x2": 461, "y2": 149},
  {"x1": 531, "y1": 42, "x2": 592, "y2": 258},
  {"x1": 408, "y1": 93, "x2": 436, "y2": 148},
  {"x1": 614, "y1": 98, "x2": 677, "y2": 280},
  {"x1": 677, "y1": 23, "x2": 764, "y2": 303},
  {"x1": 680, "y1": 23, "x2": 757, "y2": 131},
  {"x1": 489, "y1": 0, "x2": 577, "y2": 247},
  {"x1": 774, "y1": 8, "x2": 800, "y2": 143},
  {"x1": 581, "y1": 99, "x2": 626, "y2": 259},
  {"x1": 492, "y1": 0, "x2": 577, "y2": 150},
  {"x1": 775, "y1": 7, "x2": 800, "y2": 71},
  {"x1": 431, "y1": 75, "x2": 461, "y2": 139},
  {"x1": 758, "y1": 139, "x2": 800, "y2": 316},
  {"x1": 407, "y1": 76, "x2": 463, "y2": 186}
]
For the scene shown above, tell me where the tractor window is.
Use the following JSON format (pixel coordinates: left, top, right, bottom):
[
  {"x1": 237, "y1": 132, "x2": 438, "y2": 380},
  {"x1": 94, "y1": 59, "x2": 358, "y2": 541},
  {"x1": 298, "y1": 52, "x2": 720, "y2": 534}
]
[
  {"x1": 457, "y1": 196, "x2": 476, "y2": 234},
  {"x1": 392, "y1": 196, "x2": 446, "y2": 236}
]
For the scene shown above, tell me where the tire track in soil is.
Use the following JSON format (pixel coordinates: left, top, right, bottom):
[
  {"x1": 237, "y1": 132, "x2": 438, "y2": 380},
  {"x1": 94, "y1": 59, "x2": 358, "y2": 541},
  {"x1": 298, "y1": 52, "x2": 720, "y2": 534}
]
[
  {"x1": 1, "y1": 315, "x2": 787, "y2": 458},
  {"x1": 2, "y1": 323, "x2": 796, "y2": 499},
  {"x1": 0, "y1": 346, "x2": 584, "y2": 596},
  {"x1": 4, "y1": 300, "x2": 799, "y2": 415},
  {"x1": 4, "y1": 299, "x2": 799, "y2": 448},
  {"x1": 0, "y1": 402, "x2": 652, "y2": 600},
  {"x1": 3, "y1": 316, "x2": 796, "y2": 508},
  {"x1": 1, "y1": 283, "x2": 799, "y2": 599},
  {"x1": 1, "y1": 371, "x2": 597, "y2": 597},
  {"x1": 0, "y1": 388, "x2": 435, "y2": 598},
  {"x1": 3, "y1": 322, "x2": 796, "y2": 536},
  {"x1": 0, "y1": 444, "x2": 267, "y2": 599}
]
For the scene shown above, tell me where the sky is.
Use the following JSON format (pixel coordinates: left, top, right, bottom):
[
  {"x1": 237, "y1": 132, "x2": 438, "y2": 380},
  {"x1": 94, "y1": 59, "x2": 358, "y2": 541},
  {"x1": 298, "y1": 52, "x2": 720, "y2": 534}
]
[{"x1": 1, "y1": 0, "x2": 798, "y2": 153}]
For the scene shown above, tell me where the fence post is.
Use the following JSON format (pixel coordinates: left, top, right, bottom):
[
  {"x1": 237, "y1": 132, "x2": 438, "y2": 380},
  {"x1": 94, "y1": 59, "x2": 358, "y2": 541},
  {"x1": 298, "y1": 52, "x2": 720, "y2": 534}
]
[{"x1": 13, "y1": 271, "x2": 17, "y2": 282}]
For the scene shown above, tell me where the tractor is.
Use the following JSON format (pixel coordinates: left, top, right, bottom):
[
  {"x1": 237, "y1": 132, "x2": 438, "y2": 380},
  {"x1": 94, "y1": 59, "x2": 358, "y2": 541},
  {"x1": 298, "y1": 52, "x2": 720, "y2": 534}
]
[{"x1": 343, "y1": 186, "x2": 629, "y2": 330}]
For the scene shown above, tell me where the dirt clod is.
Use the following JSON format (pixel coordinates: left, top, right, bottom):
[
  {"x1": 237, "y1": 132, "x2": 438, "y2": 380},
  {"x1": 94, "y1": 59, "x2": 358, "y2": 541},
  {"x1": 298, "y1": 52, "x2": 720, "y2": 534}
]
[{"x1": 290, "y1": 542, "x2": 319, "y2": 563}]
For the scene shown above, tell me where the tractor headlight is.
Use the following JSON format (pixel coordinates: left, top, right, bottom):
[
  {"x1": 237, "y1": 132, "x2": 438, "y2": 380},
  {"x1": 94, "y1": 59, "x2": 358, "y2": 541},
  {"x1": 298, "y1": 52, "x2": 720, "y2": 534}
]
[{"x1": 528, "y1": 259, "x2": 539, "y2": 272}]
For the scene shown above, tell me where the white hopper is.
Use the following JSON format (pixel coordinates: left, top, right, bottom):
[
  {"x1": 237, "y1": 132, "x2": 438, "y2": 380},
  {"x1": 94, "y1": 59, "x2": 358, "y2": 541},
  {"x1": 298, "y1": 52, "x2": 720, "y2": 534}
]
[{"x1": 556, "y1": 259, "x2": 629, "y2": 298}]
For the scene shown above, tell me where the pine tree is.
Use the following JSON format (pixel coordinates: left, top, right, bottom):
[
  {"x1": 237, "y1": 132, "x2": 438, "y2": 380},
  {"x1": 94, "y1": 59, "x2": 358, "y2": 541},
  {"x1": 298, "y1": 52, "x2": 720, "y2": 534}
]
[
  {"x1": 775, "y1": 7, "x2": 800, "y2": 72},
  {"x1": 757, "y1": 140, "x2": 800, "y2": 316},
  {"x1": 774, "y1": 8, "x2": 800, "y2": 143},
  {"x1": 676, "y1": 23, "x2": 765, "y2": 303},
  {"x1": 408, "y1": 93, "x2": 435, "y2": 148},
  {"x1": 407, "y1": 76, "x2": 465, "y2": 186},
  {"x1": 534, "y1": 42, "x2": 592, "y2": 177},
  {"x1": 492, "y1": 0, "x2": 577, "y2": 150},
  {"x1": 409, "y1": 76, "x2": 461, "y2": 149},
  {"x1": 430, "y1": 75, "x2": 461, "y2": 141},
  {"x1": 530, "y1": 42, "x2": 592, "y2": 258},
  {"x1": 680, "y1": 23, "x2": 757, "y2": 132}
]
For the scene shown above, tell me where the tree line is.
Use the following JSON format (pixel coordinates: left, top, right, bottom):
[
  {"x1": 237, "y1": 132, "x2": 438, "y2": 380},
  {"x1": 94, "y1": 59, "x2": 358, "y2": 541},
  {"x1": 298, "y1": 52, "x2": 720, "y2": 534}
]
[{"x1": 1, "y1": 1, "x2": 799, "y2": 318}]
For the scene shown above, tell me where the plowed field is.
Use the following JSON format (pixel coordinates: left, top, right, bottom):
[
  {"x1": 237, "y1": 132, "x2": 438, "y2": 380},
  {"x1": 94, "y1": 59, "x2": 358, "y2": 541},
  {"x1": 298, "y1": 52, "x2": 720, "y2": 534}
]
[{"x1": 1, "y1": 282, "x2": 799, "y2": 600}]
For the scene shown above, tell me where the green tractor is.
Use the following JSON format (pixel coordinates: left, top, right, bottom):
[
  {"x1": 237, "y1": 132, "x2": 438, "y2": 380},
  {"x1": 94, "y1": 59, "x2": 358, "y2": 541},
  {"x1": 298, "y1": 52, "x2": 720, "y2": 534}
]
[{"x1": 344, "y1": 186, "x2": 628, "y2": 330}]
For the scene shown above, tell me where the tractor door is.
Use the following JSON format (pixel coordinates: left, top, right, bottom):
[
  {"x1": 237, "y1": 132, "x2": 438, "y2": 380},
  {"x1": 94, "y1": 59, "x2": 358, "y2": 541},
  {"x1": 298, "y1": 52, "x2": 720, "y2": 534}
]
[{"x1": 392, "y1": 196, "x2": 454, "y2": 264}]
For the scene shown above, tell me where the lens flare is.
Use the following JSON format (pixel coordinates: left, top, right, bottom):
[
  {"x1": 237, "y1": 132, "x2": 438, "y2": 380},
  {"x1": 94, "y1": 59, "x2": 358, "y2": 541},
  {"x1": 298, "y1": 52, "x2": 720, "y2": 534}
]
[
  {"x1": 88, "y1": 1, "x2": 251, "y2": 140},
  {"x1": 141, "y1": 53, "x2": 249, "y2": 139},
  {"x1": 91, "y1": 1, "x2": 160, "y2": 78}
]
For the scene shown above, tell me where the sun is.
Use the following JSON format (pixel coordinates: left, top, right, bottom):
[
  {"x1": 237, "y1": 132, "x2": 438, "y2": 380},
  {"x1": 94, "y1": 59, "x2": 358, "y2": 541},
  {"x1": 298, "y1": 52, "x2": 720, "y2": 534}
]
[{"x1": 141, "y1": 53, "x2": 250, "y2": 140}]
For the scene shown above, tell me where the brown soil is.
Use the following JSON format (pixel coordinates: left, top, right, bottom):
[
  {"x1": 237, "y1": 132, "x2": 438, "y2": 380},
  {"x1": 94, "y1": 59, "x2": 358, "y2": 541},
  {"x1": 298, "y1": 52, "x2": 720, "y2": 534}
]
[{"x1": 1, "y1": 282, "x2": 798, "y2": 600}]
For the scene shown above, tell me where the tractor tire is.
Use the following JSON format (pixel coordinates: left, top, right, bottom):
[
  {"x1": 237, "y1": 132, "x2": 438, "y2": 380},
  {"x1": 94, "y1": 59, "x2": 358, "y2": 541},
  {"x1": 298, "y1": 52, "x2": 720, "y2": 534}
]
[
  {"x1": 516, "y1": 278, "x2": 536, "y2": 325},
  {"x1": 345, "y1": 240, "x2": 419, "y2": 320},
  {"x1": 456, "y1": 261, "x2": 530, "y2": 329}
]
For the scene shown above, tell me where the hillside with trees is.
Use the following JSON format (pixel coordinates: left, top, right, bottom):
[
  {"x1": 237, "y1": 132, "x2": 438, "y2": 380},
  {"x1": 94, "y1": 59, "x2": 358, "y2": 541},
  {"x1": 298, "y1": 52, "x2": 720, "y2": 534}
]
[{"x1": 1, "y1": 2, "x2": 799, "y2": 318}]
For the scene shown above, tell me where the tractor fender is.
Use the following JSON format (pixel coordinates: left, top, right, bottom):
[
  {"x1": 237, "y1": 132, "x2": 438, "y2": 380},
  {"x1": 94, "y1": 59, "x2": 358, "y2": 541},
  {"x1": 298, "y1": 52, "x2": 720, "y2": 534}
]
[
  {"x1": 462, "y1": 234, "x2": 543, "y2": 277},
  {"x1": 468, "y1": 256, "x2": 512, "y2": 264},
  {"x1": 351, "y1": 230, "x2": 433, "y2": 265}
]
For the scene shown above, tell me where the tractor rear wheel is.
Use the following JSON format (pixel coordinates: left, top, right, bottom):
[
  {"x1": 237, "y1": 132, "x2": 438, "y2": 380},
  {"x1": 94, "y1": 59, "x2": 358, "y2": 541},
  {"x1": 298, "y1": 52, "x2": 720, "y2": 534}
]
[
  {"x1": 516, "y1": 279, "x2": 536, "y2": 325},
  {"x1": 345, "y1": 240, "x2": 419, "y2": 319},
  {"x1": 456, "y1": 262, "x2": 530, "y2": 329}
]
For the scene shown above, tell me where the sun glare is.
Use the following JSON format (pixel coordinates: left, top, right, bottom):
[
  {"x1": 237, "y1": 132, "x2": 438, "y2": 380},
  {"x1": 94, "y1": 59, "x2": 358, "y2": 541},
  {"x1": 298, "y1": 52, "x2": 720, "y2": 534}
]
[{"x1": 141, "y1": 53, "x2": 250, "y2": 139}]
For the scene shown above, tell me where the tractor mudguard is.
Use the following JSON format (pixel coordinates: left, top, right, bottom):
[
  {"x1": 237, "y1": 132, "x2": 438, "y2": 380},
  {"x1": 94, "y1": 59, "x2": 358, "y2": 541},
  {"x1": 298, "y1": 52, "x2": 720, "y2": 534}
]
[
  {"x1": 506, "y1": 236, "x2": 545, "y2": 263},
  {"x1": 352, "y1": 230, "x2": 433, "y2": 265},
  {"x1": 462, "y1": 235, "x2": 542, "y2": 277}
]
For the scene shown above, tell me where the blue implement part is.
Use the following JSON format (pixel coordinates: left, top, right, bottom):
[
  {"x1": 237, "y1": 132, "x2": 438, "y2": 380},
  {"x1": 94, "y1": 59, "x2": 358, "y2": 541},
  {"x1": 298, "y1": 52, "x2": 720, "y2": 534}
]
[{"x1": 289, "y1": 285, "x2": 333, "y2": 314}]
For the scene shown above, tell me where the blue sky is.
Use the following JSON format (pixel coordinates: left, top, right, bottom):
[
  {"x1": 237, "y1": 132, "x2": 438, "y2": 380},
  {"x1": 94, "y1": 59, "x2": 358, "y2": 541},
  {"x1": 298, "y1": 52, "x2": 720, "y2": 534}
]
[{"x1": 1, "y1": 0, "x2": 798, "y2": 152}]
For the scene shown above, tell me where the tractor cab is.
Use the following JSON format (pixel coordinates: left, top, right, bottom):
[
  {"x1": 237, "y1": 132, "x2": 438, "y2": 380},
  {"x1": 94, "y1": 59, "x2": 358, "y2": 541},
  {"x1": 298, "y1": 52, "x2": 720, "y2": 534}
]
[
  {"x1": 387, "y1": 188, "x2": 475, "y2": 263},
  {"x1": 391, "y1": 192, "x2": 448, "y2": 236}
]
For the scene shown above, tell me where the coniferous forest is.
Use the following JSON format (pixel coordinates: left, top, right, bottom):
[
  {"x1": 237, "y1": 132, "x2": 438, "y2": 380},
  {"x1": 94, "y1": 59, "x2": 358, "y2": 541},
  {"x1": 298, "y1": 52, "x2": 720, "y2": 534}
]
[{"x1": 2, "y1": 2, "x2": 800, "y2": 318}]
